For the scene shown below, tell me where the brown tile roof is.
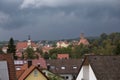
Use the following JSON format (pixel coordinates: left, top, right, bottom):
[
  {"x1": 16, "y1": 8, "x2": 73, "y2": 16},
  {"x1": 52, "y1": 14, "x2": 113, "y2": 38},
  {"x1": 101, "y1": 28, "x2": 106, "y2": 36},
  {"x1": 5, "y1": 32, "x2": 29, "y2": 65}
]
[
  {"x1": 83, "y1": 55, "x2": 120, "y2": 80},
  {"x1": 18, "y1": 65, "x2": 49, "y2": 80},
  {"x1": 0, "y1": 54, "x2": 16, "y2": 80},
  {"x1": 46, "y1": 59, "x2": 82, "y2": 74}
]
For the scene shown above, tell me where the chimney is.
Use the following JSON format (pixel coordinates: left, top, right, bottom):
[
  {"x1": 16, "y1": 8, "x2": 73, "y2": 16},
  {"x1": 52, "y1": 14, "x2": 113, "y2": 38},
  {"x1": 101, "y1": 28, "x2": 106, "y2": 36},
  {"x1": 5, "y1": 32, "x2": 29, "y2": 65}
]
[
  {"x1": 37, "y1": 63, "x2": 41, "y2": 69},
  {"x1": 47, "y1": 64, "x2": 50, "y2": 71},
  {"x1": 28, "y1": 60, "x2": 32, "y2": 68}
]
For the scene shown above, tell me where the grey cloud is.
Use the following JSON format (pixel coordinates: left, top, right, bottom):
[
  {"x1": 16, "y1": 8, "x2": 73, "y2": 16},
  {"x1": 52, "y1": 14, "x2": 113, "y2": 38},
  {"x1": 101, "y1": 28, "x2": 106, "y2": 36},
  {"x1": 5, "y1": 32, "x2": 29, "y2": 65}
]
[
  {"x1": 0, "y1": 12, "x2": 10, "y2": 24},
  {"x1": 0, "y1": 0, "x2": 120, "y2": 40},
  {"x1": 20, "y1": 0, "x2": 119, "y2": 9}
]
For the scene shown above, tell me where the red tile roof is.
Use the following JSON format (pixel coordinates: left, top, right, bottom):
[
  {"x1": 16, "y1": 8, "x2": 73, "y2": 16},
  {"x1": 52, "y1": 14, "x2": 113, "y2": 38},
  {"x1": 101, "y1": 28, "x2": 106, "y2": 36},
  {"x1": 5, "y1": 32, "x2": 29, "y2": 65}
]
[
  {"x1": 57, "y1": 54, "x2": 69, "y2": 59},
  {"x1": 16, "y1": 41, "x2": 37, "y2": 50},
  {"x1": 16, "y1": 70, "x2": 25, "y2": 79},
  {"x1": 32, "y1": 58, "x2": 47, "y2": 69},
  {"x1": 78, "y1": 38, "x2": 89, "y2": 45},
  {"x1": 18, "y1": 65, "x2": 49, "y2": 80}
]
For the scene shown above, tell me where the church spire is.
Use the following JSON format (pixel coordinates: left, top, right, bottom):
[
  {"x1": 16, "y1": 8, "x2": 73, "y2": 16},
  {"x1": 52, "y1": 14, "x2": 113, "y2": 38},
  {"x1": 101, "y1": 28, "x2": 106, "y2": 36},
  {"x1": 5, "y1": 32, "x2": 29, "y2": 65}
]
[
  {"x1": 80, "y1": 33, "x2": 84, "y2": 39},
  {"x1": 27, "y1": 35, "x2": 31, "y2": 47},
  {"x1": 28, "y1": 35, "x2": 31, "y2": 40}
]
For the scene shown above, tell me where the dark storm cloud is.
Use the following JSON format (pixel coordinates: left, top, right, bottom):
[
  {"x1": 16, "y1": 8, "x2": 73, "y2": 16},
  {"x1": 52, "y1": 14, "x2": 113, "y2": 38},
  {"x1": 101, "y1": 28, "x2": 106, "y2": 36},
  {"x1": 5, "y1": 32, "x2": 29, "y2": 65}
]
[{"x1": 0, "y1": 0, "x2": 120, "y2": 40}]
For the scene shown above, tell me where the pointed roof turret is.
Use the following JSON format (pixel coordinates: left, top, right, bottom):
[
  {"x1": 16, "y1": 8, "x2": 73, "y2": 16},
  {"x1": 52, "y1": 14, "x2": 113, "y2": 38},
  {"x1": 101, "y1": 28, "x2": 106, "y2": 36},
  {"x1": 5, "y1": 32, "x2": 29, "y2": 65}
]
[
  {"x1": 80, "y1": 33, "x2": 84, "y2": 39},
  {"x1": 78, "y1": 33, "x2": 89, "y2": 45}
]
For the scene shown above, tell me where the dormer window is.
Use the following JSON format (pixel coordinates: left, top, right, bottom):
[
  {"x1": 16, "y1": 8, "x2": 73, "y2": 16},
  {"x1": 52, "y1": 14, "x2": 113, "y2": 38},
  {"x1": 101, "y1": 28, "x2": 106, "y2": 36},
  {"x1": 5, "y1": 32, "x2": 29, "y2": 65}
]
[
  {"x1": 61, "y1": 66, "x2": 65, "y2": 69},
  {"x1": 73, "y1": 66, "x2": 77, "y2": 69},
  {"x1": 50, "y1": 66, "x2": 55, "y2": 69}
]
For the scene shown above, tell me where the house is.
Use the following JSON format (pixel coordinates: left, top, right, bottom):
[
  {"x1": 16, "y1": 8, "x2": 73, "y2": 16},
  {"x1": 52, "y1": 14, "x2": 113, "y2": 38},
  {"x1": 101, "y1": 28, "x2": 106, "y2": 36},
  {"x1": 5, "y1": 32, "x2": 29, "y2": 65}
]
[
  {"x1": 78, "y1": 33, "x2": 89, "y2": 45},
  {"x1": 42, "y1": 69, "x2": 64, "y2": 80},
  {"x1": 17, "y1": 60, "x2": 49, "y2": 80},
  {"x1": 2, "y1": 46, "x2": 8, "y2": 53},
  {"x1": 57, "y1": 41, "x2": 69, "y2": 48},
  {"x1": 42, "y1": 45, "x2": 53, "y2": 53},
  {"x1": 46, "y1": 59, "x2": 82, "y2": 80},
  {"x1": 16, "y1": 37, "x2": 37, "y2": 58},
  {"x1": 14, "y1": 57, "x2": 47, "y2": 70},
  {"x1": 76, "y1": 55, "x2": 120, "y2": 80},
  {"x1": 0, "y1": 54, "x2": 16, "y2": 80},
  {"x1": 14, "y1": 60, "x2": 27, "y2": 70},
  {"x1": 16, "y1": 41, "x2": 37, "y2": 52},
  {"x1": 57, "y1": 54, "x2": 69, "y2": 59}
]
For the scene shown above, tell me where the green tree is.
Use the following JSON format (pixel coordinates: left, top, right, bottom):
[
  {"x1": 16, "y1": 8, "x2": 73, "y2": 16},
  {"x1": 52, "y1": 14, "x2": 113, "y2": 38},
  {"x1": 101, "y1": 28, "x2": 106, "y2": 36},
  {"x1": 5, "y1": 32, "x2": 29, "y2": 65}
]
[
  {"x1": 0, "y1": 47, "x2": 4, "y2": 54},
  {"x1": 100, "y1": 33, "x2": 108, "y2": 40},
  {"x1": 25, "y1": 47, "x2": 35, "y2": 59},
  {"x1": 72, "y1": 44, "x2": 90, "y2": 58},
  {"x1": 115, "y1": 42, "x2": 120, "y2": 55},
  {"x1": 43, "y1": 52, "x2": 50, "y2": 59},
  {"x1": 7, "y1": 37, "x2": 17, "y2": 59}
]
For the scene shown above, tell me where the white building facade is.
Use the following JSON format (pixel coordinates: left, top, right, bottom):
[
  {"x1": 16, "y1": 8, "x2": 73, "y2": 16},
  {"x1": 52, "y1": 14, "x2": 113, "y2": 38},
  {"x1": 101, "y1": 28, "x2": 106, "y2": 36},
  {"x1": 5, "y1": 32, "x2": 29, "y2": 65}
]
[{"x1": 76, "y1": 64, "x2": 97, "y2": 80}]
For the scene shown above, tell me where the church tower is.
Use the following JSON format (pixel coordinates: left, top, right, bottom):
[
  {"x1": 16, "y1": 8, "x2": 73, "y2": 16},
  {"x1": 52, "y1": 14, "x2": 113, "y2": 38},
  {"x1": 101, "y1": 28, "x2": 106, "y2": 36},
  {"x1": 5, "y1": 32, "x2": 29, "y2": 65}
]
[
  {"x1": 27, "y1": 35, "x2": 31, "y2": 47},
  {"x1": 80, "y1": 33, "x2": 84, "y2": 39},
  {"x1": 78, "y1": 33, "x2": 89, "y2": 45}
]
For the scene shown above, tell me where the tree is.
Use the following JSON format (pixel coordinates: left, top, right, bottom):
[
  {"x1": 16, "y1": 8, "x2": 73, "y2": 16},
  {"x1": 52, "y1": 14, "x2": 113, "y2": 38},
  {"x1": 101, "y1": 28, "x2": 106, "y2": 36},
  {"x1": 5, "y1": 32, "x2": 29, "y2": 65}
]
[
  {"x1": 25, "y1": 47, "x2": 35, "y2": 59},
  {"x1": 0, "y1": 47, "x2": 4, "y2": 54},
  {"x1": 100, "y1": 33, "x2": 108, "y2": 40},
  {"x1": 72, "y1": 44, "x2": 90, "y2": 58},
  {"x1": 7, "y1": 37, "x2": 17, "y2": 59},
  {"x1": 43, "y1": 52, "x2": 50, "y2": 59},
  {"x1": 115, "y1": 42, "x2": 120, "y2": 55}
]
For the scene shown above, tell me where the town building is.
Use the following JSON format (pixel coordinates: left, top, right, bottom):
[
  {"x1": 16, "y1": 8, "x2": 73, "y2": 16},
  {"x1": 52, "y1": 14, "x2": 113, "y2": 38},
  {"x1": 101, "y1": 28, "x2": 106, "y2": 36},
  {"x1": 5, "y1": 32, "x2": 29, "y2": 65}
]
[
  {"x1": 0, "y1": 54, "x2": 16, "y2": 80},
  {"x1": 57, "y1": 41, "x2": 69, "y2": 48},
  {"x1": 17, "y1": 60, "x2": 49, "y2": 80},
  {"x1": 14, "y1": 57, "x2": 47, "y2": 70},
  {"x1": 46, "y1": 59, "x2": 82, "y2": 80},
  {"x1": 16, "y1": 36, "x2": 37, "y2": 58},
  {"x1": 76, "y1": 55, "x2": 120, "y2": 80},
  {"x1": 78, "y1": 33, "x2": 89, "y2": 45},
  {"x1": 57, "y1": 54, "x2": 69, "y2": 59},
  {"x1": 42, "y1": 45, "x2": 53, "y2": 53}
]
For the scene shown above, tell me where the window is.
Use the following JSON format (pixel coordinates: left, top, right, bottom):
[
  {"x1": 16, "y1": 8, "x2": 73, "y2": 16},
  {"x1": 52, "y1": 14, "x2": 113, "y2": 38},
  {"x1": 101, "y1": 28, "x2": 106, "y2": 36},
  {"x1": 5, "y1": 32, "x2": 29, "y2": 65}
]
[
  {"x1": 50, "y1": 66, "x2": 55, "y2": 69},
  {"x1": 66, "y1": 76, "x2": 69, "y2": 79},
  {"x1": 73, "y1": 66, "x2": 77, "y2": 69},
  {"x1": 34, "y1": 70, "x2": 38, "y2": 77},
  {"x1": 61, "y1": 66, "x2": 65, "y2": 69},
  {"x1": 16, "y1": 68, "x2": 20, "y2": 70}
]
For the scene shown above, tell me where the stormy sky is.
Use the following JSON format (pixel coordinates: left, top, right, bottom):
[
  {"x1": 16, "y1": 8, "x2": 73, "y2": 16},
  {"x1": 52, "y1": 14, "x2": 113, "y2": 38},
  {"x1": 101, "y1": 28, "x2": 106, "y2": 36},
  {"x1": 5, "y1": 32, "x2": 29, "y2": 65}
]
[{"x1": 0, "y1": 0, "x2": 120, "y2": 41}]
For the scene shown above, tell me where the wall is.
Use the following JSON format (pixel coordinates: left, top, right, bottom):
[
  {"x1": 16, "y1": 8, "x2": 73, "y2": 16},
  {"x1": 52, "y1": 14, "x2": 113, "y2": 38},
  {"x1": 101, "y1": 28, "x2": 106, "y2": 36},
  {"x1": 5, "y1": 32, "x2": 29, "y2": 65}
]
[
  {"x1": 60, "y1": 74, "x2": 73, "y2": 80},
  {"x1": 89, "y1": 65, "x2": 97, "y2": 80},
  {"x1": 76, "y1": 64, "x2": 97, "y2": 80},
  {"x1": 0, "y1": 61, "x2": 9, "y2": 80},
  {"x1": 76, "y1": 67, "x2": 83, "y2": 80},
  {"x1": 25, "y1": 69, "x2": 47, "y2": 80}
]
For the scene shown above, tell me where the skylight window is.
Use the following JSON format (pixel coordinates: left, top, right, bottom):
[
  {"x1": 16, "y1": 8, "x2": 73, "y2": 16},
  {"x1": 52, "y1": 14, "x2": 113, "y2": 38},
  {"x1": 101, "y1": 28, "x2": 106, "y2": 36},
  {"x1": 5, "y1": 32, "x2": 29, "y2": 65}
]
[
  {"x1": 61, "y1": 66, "x2": 65, "y2": 69},
  {"x1": 73, "y1": 66, "x2": 77, "y2": 69}
]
